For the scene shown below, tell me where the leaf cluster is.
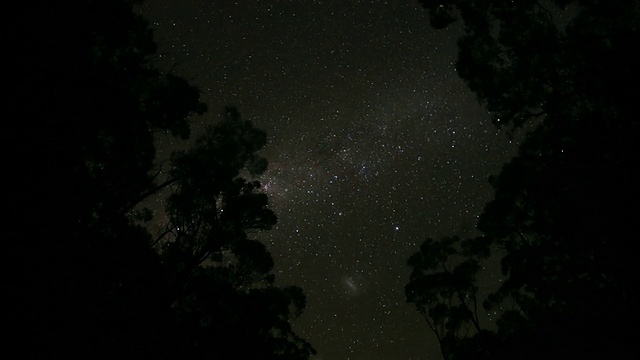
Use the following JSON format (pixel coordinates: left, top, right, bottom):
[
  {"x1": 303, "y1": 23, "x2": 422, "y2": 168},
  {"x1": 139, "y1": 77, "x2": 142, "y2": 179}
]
[
  {"x1": 8, "y1": 2, "x2": 314, "y2": 359},
  {"x1": 407, "y1": 1, "x2": 640, "y2": 359}
]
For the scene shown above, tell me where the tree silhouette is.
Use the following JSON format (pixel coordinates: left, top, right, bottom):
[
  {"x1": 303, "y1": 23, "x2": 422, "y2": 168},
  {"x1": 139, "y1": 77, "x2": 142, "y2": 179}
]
[
  {"x1": 405, "y1": 236, "x2": 487, "y2": 360},
  {"x1": 157, "y1": 107, "x2": 315, "y2": 359},
  {"x1": 8, "y1": 1, "x2": 313, "y2": 359},
  {"x1": 407, "y1": 1, "x2": 640, "y2": 359}
]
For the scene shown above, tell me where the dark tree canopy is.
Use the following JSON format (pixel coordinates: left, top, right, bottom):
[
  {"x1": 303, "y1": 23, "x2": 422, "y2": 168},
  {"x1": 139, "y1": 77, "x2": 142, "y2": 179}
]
[
  {"x1": 407, "y1": 1, "x2": 640, "y2": 359},
  {"x1": 157, "y1": 107, "x2": 314, "y2": 359},
  {"x1": 7, "y1": 1, "x2": 313, "y2": 359},
  {"x1": 405, "y1": 236, "x2": 485, "y2": 360}
]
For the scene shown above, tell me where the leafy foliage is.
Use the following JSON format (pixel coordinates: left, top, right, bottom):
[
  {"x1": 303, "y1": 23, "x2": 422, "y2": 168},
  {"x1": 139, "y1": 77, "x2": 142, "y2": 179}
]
[
  {"x1": 8, "y1": 1, "x2": 313, "y2": 359},
  {"x1": 406, "y1": 237, "x2": 485, "y2": 360},
  {"x1": 156, "y1": 107, "x2": 315, "y2": 358},
  {"x1": 408, "y1": 1, "x2": 640, "y2": 359}
]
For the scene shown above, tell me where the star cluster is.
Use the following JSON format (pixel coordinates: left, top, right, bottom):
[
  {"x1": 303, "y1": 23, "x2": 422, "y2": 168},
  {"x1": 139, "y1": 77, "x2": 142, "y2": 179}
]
[{"x1": 140, "y1": 1, "x2": 517, "y2": 359}]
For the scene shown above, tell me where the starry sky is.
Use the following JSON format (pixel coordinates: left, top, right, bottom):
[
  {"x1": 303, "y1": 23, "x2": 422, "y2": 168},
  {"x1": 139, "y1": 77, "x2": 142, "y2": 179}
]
[{"x1": 138, "y1": 1, "x2": 518, "y2": 359}]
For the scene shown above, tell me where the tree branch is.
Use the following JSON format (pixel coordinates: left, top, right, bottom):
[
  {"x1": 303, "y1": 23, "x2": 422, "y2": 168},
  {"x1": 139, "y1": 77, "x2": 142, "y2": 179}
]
[{"x1": 120, "y1": 175, "x2": 182, "y2": 215}]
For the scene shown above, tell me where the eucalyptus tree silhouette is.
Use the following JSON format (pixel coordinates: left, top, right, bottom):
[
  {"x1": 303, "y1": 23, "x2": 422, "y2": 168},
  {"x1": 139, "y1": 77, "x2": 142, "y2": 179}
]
[{"x1": 407, "y1": 1, "x2": 640, "y2": 359}]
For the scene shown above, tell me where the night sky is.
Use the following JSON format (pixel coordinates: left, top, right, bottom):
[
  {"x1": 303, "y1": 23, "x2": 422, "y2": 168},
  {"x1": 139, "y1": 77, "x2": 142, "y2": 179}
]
[{"x1": 138, "y1": 1, "x2": 518, "y2": 359}]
